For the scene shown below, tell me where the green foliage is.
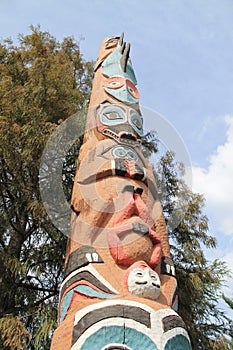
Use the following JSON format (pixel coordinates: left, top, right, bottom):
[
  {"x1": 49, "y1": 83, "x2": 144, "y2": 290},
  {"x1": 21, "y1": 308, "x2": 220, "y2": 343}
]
[
  {"x1": 0, "y1": 314, "x2": 30, "y2": 349},
  {"x1": 223, "y1": 294, "x2": 233, "y2": 345},
  {"x1": 223, "y1": 294, "x2": 233, "y2": 310},
  {"x1": 156, "y1": 151, "x2": 232, "y2": 349},
  {"x1": 0, "y1": 25, "x2": 93, "y2": 349}
]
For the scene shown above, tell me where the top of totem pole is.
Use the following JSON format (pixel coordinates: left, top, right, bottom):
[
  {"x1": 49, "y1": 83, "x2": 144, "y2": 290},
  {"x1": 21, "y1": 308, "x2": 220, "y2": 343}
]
[
  {"x1": 95, "y1": 33, "x2": 137, "y2": 83},
  {"x1": 84, "y1": 33, "x2": 142, "y2": 147}
]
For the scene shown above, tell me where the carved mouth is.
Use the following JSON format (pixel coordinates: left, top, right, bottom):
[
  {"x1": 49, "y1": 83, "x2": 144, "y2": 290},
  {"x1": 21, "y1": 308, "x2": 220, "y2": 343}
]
[
  {"x1": 102, "y1": 129, "x2": 140, "y2": 145},
  {"x1": 102, "y1": 129, "x2": 119, "y2": 140},
  {"x1": 119, "y1": 132, "x2": 137, "y2": 141},
  {"x1": 135, "y1": 281, "x2": 147, "y2": 285}
]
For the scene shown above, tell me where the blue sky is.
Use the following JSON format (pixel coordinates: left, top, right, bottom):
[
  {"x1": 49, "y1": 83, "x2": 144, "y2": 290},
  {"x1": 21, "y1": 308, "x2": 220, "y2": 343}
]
[{"x1": 1, "y1": 0, "x2": 233, "y2": 315}]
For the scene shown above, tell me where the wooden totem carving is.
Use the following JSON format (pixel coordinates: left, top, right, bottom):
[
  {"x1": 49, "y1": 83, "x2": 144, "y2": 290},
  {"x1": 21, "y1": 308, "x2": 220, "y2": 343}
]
[{"x1": 50, "y1": 34, "x2": 192, "y2": 350}]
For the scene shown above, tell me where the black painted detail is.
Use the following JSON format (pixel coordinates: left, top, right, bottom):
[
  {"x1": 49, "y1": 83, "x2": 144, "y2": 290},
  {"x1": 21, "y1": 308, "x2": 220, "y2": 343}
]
[
  {"x1": 115, "y1": 158, "x2": 127, "y2": 177},
  {"x1": 114, "y1": 159, "x2": 145, "y2": 180},
  {"x1": 172, "y1": 286, "x2": 178, "y2": 306},
  {"x1": 134, "y1": 187, "x2": 143, "y2": 195},
  {"x1": 134, "y1": 164, "x2": 145, "y2": 179},
  {"x1": 120, "y1": 42, "x2": 130, "y2": 73},
  {"x1": 162, "y1": 315, "x2": 187, "y2": 332},
  {"x1": 64, "y1": 246, "x2": 103, "y2": 278},
  {"x1": 160, "y1": 256, "x2": 176, "y2": 277},
  {"x1": 60, "y1": 270, "x2": 115, "y2": 299},
  {"x1": 134, "y1": 172, "x2": 145, "y2": 181},
  {"x1": 103, "y1": 346, "x2": 131, "y2": 350},
  {"x1": 72, "y1": 304, "x2": 151, "y2": 345}
]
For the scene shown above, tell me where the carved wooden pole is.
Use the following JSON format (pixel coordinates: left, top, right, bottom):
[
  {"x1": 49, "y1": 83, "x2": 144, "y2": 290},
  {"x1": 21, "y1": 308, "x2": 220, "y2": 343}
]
[{"x1": 51, "y1": 34, "x2": 192, "y2": 350}]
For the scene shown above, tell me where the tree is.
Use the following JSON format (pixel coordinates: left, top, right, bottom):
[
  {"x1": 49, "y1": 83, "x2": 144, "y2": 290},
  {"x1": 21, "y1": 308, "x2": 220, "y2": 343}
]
[
  {"x1": 155, "y1": 151, "x2": 232, "y2": 349},
  {"x1": 212, "y1": 294, "x2": 233, "y2": 349},
  {"x1": 0, "y1": 25, "x2": 93, "y2": 349},
  {"x1": 0, "y1": 26, "x2": 232, "y2": 349}
]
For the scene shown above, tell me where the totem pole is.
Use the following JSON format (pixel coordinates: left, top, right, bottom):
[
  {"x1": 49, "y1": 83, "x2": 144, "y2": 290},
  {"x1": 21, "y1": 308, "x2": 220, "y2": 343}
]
[{"x1": 50, "y1": 34, "x2": 192, "y2": 350}]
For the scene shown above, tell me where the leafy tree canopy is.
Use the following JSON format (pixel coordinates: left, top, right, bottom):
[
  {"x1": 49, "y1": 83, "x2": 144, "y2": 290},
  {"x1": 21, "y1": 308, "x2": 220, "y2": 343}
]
[
  {"x1": 155, "y1": 153, "x2": 232, "y2": 349},
  {"x1": 0, "y1": 25, "x2": 93, "y2": 349}
]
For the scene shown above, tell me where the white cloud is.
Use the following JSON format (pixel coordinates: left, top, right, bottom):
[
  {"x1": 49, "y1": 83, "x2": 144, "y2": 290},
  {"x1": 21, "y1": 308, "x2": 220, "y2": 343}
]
[
  {"x1": 192, "y1": 115, "x2": 233, "y2": 236},
  {"x1": 192, "y1": 116, "x2": 233, "y2": 320}
]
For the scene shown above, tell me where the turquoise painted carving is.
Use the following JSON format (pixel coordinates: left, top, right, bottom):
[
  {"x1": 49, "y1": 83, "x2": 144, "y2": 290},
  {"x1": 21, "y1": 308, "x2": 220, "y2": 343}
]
[
  {"x1": 112, "y1": 146, "x2": 138, "y2": 161},
  {"x1": 103, "y1": 76, "x2": 139, "y2": 105},
  {"x1": 79, "y1": 325, "x2": 158, "y2": 350},
  {"x1": 60, "y1": 285, "x2": 116, "y2": 323},
  {"x1": 97, "y1": 103, "x2": 144, "y2": 139},
  {"x1": 100, "y1": 105, "x2": 126, "y2": 126},
  {"x1": 164, "y1": 334, "x2": 192, "y2": 350},
  {"x1": 102, "y1": 47, "x2": 137, "y2": 85},
  {"x1": 103, "y1": 85, "x2": 138, "y2": 104}
]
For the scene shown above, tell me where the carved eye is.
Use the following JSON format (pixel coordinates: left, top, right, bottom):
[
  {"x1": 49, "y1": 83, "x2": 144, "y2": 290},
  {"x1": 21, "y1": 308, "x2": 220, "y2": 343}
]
[
  {"x1": 128, "y1": 110, "x2": 144, "y2": 137},
  {"x1": 100, "y1": 105, "x2": 126, "y2": 126},
  {"x1": 126, "y1": 79, "x2": 140, "y2": 99},
  {"x1": 128, "y1": 85, "x2": 135, "y2": 95},
  {"x1": 131, "y1": 116, "x2": 142, "y2": 130},
  {"x1": 108, "y1": 81, "x2": 121, "y2": 88},
  {"x1": 126, "y1": 150, "x2": 138, "y2": 161},
  {"x1": 136, "y1": 271, "x2": 144, "y2": 277},
  {"x1": 112, "y1": 147, "x2": 126, "y2": 158},
  {"x1": 103, "y1": 111, "x2": 123, "y2": 120},
  {"x1": 151, "y1": 274, "x2": 158, "y2": 280},
  {"x1": 103, "y1": 76, "x2": 125, "y2": 90},
  {"x1": 112, "y1": 146, "x2": 138, "y2": 161}
]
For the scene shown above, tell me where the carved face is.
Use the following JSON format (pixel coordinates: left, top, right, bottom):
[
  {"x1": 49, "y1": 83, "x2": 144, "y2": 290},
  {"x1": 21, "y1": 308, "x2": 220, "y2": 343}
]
[
  {"x1": 95, "y1": 101, "x2": 143, "y2": 145},
  {"x1": 103, "y1": 76, "x2": 139, "y2": 105},
  {"x1": 127, "y1": 265, "x2": 161, "y2": 300}
]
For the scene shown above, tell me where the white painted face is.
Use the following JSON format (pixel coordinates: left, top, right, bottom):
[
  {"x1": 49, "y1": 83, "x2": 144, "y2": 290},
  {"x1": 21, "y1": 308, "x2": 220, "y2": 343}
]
[{"x1": 128, "y1": 268, "x2": 161, "y2": 300}]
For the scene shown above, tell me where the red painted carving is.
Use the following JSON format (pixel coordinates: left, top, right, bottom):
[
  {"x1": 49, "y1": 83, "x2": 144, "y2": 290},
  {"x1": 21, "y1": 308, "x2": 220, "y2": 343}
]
[{"x1": 107, "y1": 186, "x2": 161, "y2": 267}]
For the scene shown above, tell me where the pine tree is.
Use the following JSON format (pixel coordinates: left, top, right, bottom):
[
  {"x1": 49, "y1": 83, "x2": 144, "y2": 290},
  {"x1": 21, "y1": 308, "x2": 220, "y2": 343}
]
[
  {"x1": 0, "y1": 25, "x2": 93, "y2": 349},
  {"x1": 155, "y1": 151, "x2": 232, "y2": 349}
]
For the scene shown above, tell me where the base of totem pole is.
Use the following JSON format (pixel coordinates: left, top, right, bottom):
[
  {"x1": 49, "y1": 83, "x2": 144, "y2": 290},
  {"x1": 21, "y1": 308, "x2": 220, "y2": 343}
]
[{"x1": 51, "y1": 298, "x2": 191, "y2": 350}]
